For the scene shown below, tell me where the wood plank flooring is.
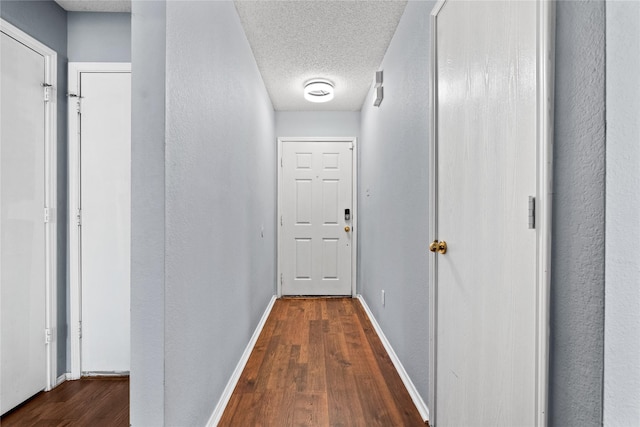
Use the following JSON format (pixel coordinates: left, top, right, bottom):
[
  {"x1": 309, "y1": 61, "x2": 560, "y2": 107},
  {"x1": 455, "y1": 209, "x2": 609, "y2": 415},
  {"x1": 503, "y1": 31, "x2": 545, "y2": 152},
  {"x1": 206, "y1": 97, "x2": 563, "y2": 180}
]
[
  {"x1": 0, "y1": 377, "x2": 129, "y2": 427},
  {"x1": 1, "y1": 299, "x2": 425, "y2": 426},
  {"x1": 219, "y1": 298, "x2": 427, "y2": 426}
]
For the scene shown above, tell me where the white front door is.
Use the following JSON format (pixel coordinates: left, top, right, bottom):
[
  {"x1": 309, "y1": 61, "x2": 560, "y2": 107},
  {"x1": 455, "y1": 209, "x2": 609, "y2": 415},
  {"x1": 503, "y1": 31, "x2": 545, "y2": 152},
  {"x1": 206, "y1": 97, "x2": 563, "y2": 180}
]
[
  {"x1": 0, "y1": 31, "x2": 47, "y2": 414},
  {"x1": 280, "y1": 139, "x2": 354, "y2": 296},
  {"x1": 431, "y1": 1, "x2": 552, "y2": 425},
  {"x1": 76, "y1": 69, "x2": 131, "y2": 373}
]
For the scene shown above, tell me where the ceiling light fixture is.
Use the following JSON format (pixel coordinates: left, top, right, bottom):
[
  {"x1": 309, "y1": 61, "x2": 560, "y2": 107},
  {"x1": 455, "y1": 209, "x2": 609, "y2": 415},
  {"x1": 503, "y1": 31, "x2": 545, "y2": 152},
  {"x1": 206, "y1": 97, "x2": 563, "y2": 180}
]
[{"x1": 304, "y1": 79, "x2": 334, "y2": 103}]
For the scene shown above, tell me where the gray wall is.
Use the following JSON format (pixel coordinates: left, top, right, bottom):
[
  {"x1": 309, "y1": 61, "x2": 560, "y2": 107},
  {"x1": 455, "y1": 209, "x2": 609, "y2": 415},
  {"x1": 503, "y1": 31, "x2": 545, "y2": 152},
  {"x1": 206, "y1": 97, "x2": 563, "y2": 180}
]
[
  {"x1": 131, "y1": 1, "x2": 276, "y2": 425},
  {"x1": 164, "y1": 2, "x2": 275, "y2": 423},
  {"x1": 130, "y1": 1, "x2": 166, "y2": 425},
  {"x1": 358, "y1": 0, "x2": 433, "y2": 401},
  {"x1": 0, "y1": 0, "x2": 69, "y2": 377},
  {"x1": 550, "y1": 1, "x2": 606, "y2": 425},
  {"x1": 276, "y1": 111, "x2": 360, "y2": 138},
  {"x1": 67, "y1": 12, "x2": 130, "y2": 62},
  {"x1": 604, "y1": 1, "x2": 640, "y2": 425}
]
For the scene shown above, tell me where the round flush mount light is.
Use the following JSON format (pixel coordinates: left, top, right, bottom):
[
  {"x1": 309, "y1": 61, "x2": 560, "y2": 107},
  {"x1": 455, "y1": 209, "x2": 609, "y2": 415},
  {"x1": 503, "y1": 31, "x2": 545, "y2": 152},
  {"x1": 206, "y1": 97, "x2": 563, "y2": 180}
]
[{"x1": 304, "y1": 79, "x2": 334, "y2": 103}]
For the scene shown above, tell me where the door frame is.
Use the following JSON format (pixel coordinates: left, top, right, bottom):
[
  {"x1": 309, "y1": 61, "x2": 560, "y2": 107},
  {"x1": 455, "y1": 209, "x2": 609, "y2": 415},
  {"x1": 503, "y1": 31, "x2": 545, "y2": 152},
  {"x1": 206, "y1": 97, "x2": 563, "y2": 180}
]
[
  {"x1": 276, "y1": 137, "x2": 358, "y2": 298},
  {"x1": 1, "y1": 18, "x2": 58, "y2": 391},
  {"x1": 68, "y1": 62, "x2": 131, "y2": 379},
  {"x1": 427, "y1": 1, "x2": 555, "y2": 425}
]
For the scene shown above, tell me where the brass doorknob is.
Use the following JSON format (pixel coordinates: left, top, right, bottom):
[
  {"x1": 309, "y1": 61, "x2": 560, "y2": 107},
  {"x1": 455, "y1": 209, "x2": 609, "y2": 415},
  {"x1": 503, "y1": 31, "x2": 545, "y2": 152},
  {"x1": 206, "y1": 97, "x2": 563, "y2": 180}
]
[
  {"x1": 429, "y1": 240, "x2": 447, "y2": 254},
  {"x1": 345, "y1": 226, "x2": 351, "y2": 232}
]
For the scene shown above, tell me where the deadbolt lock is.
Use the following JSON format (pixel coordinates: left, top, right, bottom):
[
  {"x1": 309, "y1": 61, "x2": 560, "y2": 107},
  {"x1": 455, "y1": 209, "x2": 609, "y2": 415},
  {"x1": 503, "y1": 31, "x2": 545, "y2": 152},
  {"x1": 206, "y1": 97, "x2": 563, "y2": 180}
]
[{"x1": 429, "y1": 240, "x2": 447, "y2": 255}]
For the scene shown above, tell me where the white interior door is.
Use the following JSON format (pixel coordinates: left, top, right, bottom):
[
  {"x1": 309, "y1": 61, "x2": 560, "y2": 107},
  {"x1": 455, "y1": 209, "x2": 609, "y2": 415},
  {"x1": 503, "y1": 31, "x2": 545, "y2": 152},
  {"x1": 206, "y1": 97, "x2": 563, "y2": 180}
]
[
  {"x1": 280, "y1": 140, "x2": 354, "y2": 296},
  {"x1": 78, "y1": 70, "x2": 131, "y2": 373},
  {"x1": 0, "y1": 31, "x2": 47, "y2": 414},
  {"x1": 431, "y1": 1, "x2": 551, "y2": 425}
]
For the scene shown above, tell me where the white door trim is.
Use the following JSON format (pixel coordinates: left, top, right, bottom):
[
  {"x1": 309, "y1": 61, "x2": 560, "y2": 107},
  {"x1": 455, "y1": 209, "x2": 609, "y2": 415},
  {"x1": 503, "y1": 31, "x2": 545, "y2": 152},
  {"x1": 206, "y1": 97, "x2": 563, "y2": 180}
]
[
  {"x1": 427, "y1": 1, "x2": 555, "y2": 425},
  {"x1": 277, "y1": 137, "x2": 358, "y2": 298},
  {"x1": 68, "y1": 62, "x2": 131, "y2": 379},
  {"x1": 0, "y1": 18, "x2": 58, "y2": 392}
]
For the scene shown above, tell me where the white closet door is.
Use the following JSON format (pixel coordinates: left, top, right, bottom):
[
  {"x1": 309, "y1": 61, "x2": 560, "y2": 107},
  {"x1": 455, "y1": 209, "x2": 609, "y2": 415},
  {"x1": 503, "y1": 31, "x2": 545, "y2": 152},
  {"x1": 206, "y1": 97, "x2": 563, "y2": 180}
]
[
  {"x1": 80, "y1": 71, "x2": 131, "y2": 373},
  {"x1": 0, "y1": 32, "x2": 47, "y2": 414},
  {"x1": 433, "y1": 1, "x2": 542, "y2": 425}
]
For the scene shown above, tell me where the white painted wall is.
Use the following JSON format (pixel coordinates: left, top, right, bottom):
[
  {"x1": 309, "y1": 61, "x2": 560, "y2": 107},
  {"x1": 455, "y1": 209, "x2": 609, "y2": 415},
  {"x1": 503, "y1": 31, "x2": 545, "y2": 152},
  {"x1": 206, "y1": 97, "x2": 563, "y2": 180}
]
[
  {"x1": 604, "y1": 1, "x2": 640, "y2": 425},
  {"x1": 276, "y1": 111, "x2": 360, "y2": 138},
  {"x1": 359, "y1": 0, "x2": 434, "y2": 401}
]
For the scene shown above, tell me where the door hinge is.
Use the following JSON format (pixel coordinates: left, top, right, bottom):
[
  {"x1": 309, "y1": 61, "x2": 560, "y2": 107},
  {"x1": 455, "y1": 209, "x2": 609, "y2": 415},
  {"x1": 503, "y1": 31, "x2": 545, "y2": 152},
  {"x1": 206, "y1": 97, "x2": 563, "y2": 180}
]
[
  {"x1": 528, "y1": 196, "x2": 536, "y2": 229},
  {"x1": 76, "y1": 209, "x2": 82, "y2": 226},
  {"x1": 42, "y1": 83, "x2": 52, "y2": 102},
  {"x1": 78, "y1": 321, "x2": 82, "y2": 339},
  {"x1": 68, "y1": 93, "x2": 82, "y2": 113},
  {"x1": 280, "y1": 157, "x2": 283, "y2": 167},
  {"x1": 280, "y1": 273, "x2": 283, "y2": 285},
  {"x1": 349, "y1": 142, "x2": 354, "y2": 150},
  {"x1": 280, "y1": 215, "x2": 283, "y2": 226},
  {"x1": 44, "y1": 207, "x2": 51, "y2": 223},
  {"x1": 45, "y1": 328, "x2": 52, "y2": 344}
]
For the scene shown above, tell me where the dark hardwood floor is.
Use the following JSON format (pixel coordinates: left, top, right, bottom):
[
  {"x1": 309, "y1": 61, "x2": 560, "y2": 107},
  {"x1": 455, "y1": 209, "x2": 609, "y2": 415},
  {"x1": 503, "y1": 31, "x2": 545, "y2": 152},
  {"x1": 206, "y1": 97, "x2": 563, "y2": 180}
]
[
  {"x1": 2, "y1": 298, "x2": 425, "y2": 426},
  {"x1": 0, "y1": 377, "x2": 129, "y2": 427},
  {"x1": 219, "y1": 297, "x2": 427, "y2": 426}
]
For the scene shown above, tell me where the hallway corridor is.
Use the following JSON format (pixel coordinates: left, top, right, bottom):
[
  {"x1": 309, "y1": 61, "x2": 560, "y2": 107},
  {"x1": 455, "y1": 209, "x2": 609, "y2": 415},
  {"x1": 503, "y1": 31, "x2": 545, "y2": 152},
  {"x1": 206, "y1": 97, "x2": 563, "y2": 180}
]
[{"x1": 219, "y1": 298, "x2": 426, "y2": 426}]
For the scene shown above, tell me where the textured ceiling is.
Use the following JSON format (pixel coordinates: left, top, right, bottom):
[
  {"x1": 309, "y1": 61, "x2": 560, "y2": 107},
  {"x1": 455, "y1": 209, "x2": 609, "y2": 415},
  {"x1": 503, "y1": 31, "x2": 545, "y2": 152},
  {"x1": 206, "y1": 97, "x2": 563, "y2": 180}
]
[
  {"x1": 54, "y1": 0, "x2": 130, "y2": 13},
  {"x1": 55, "y1": 0, "x2": 407, "y2": 111},
  {"x1": 234, "y1": 0, "x2": 408, "y2": 111}
]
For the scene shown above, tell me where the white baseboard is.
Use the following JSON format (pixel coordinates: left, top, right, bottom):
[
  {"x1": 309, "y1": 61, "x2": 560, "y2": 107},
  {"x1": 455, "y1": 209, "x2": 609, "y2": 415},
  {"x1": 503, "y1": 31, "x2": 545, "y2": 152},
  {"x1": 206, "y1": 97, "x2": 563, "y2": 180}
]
[
  {"x1": 56, "y1": 373, "x2": 69, "y2": 387},
  {"x1": 356, "y1": 294, "x2": 430, "y2": 423},
  {"x1": 82, "y1": 371, "x2": 130, "y2": 377},
  {"x1": 206, "y1": 295, "x2": 277, "y2": 427},
  {"x1": 54, "y1": 370, "x2": 128, "y2": 388}
]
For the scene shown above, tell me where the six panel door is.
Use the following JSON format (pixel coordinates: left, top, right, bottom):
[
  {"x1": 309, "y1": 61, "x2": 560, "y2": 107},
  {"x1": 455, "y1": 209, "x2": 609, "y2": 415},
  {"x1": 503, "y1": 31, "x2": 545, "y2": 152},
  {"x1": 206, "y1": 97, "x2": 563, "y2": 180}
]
[{"x1": 281, "y1": 141, "x2": 353, "y2": 296}]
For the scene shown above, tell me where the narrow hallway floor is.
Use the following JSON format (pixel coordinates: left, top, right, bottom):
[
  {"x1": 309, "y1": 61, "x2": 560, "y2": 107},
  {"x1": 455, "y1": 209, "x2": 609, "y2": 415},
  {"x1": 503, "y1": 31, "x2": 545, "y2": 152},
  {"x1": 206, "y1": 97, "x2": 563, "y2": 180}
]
[{"x1": 219, "y1": 297, "x2": 426, "y2": 426}]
